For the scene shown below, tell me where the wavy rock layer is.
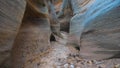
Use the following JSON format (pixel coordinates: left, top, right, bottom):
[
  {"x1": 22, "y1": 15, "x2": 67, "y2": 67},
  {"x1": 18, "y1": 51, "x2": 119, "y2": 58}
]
[
  {"x1": 80, "y1": 6, "x2": 120, "y2": 60},
  {"x1": 0, "y1": 0, "x2": 51, "y2": 68},
  {"x1": 0, "y1": 0, "x2": 120, "y2": 68},
  {"x1": 0, "y1": 0, "x2": 26, "y2": 67},
  {"x1": 58, "y1": 0, "x2": 120, "y2": 60}
]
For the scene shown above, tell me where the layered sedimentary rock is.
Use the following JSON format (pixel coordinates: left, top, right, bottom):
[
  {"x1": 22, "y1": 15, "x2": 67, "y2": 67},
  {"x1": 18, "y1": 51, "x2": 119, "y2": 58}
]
[
  {"x1": 0, "y1": 0, "x2": 26, "y2": 67},
  {"x1": 59, "y1": 0, "x2": 120, "y2": 60},
  {"x1": 0, "y1": 0, "x2": 54, "y2": 68},
  {"x1": 80, "y1": 6, "x2": 120, "y2": 60},
  {"x1": 0, "y1": 0, "x2": 120, "y2": 68},
  {"x1": 11, "y1": 1, "x2": 52, "y2": 68}
]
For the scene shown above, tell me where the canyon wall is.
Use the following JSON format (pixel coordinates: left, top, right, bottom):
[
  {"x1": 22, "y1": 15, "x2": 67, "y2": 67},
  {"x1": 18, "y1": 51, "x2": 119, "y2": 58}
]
[
  {"x1": 80, "y1": 6, "x2": 120, "y2": 60},
  {"x1": 0, "y1": 0, "x2": 26, "y2": 67}
]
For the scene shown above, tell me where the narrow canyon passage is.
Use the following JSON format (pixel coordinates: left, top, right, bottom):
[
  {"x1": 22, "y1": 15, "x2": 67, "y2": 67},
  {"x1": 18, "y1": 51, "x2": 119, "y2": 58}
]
[
  {"x1": 0, "y1": 0, "x2": 120, "y2": 68},
  {"x1": 38, "y1": 32, "x2": 120, "y2": 68}
]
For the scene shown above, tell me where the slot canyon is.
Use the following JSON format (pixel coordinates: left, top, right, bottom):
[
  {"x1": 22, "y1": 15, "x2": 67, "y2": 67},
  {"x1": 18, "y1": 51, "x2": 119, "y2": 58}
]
[{"x1": 0, "y1": 0, "x2": 120, "y2": 68}]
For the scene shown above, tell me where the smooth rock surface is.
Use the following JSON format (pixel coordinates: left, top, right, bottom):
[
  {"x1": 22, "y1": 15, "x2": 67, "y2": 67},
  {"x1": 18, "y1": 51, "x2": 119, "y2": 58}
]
[
  {"x1": 11, "y1": 1, "x2": 51, "y2": 68},
  {"x1": 80, "y1": 6, "x2": 120, "y2": 60},
  {"x1": 0, "y1": 0, "x2": 26, "y2": 67}
]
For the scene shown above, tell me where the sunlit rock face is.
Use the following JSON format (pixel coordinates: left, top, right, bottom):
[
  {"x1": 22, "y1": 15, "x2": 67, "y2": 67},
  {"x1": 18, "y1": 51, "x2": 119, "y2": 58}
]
[
  {"x1": 80, "y1": 5, "x2": 120, "y2": 60},
  {"x1": 0, "y1": 0, "x2": 26, "y2": 67}
]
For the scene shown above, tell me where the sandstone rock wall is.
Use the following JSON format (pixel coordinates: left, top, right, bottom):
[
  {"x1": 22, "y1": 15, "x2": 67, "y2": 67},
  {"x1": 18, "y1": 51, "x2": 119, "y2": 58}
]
[
  {"x1": 80, "y1": 6, "x2": 120, "y2": 60},
  {"x1": 0, "y1": 0, "x2": 52, "y2": 68},
  {"x1": 59, "y1": 0, "x2": 120, "y2": 60},
  {"x1": 11, "y1": 2, "x2": 51, "y2": 67},
  {"x1": 0, "y1": 0, "x2": 26, "y2": 67}
]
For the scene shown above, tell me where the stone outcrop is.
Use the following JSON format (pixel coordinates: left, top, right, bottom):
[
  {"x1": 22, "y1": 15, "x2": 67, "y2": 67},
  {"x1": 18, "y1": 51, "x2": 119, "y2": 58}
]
[
  {"x1": 0, "y1": 0, "x2": 53, "y2": 68},
  {"x1": 59, "y1": 0, "x2": 120, "y2": 60},
  {"x1": 0, "y1": 0, "x2": 120, "y2": 68},
  {"x1": 11, "y1": 2, "x2": 51, "y2": 68},
  {"x1": 0, "y1": 0, "x2": 26, "y2": 67},
  {"x1": 80, "y1": 6, "x2": 120, "y2": 60}
]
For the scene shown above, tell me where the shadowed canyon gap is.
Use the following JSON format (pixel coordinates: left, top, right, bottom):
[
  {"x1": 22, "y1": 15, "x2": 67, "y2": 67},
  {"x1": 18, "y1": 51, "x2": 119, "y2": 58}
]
[{"x1": 0, "y1": 0, "x2": 120, "y2": 68}]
